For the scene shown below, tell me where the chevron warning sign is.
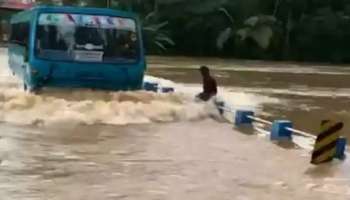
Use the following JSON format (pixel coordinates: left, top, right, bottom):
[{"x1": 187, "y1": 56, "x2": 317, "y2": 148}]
[{"x1": 311, "y1": 120, "x2": 344, "y2": 165}]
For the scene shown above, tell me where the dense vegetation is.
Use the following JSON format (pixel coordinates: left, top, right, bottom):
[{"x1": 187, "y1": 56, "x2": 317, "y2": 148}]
[{"x1": 36, "y1": 0, "x2": 350, "y2": 63}]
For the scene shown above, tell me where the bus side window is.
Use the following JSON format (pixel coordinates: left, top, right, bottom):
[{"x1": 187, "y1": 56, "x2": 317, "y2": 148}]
[
  {"x1": 11, "y1": 23, "x2": 29, "y2": 46},
  {"x1": 10, "y1": 22, "x2": 30, "y2": 61}
]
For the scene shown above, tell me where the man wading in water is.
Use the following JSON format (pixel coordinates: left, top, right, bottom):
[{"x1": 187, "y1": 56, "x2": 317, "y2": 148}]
[{"x1": 196, "y1": 66, "x2": 218, "y2": 101}]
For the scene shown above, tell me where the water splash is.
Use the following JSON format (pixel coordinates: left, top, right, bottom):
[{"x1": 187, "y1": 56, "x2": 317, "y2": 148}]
[{"x1": 0, "y1": 49, "x2": 279, "y2": 127}]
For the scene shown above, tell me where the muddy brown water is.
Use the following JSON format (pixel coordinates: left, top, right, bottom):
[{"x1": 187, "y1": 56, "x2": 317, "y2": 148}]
[
  {"x1": 1, "y1": 52, "x2": 350, "y2": 199},
  {"x1": 148, "y1": 58, "x2": 350, "y2": 139}
]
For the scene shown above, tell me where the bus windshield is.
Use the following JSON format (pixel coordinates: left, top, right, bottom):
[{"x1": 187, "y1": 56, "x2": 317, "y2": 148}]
[{"x1": 36, "y1": 13, "x2": 139, "y2": 63}]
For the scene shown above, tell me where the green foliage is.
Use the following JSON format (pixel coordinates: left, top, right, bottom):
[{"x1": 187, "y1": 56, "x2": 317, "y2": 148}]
[
  {"x1": 237, "y1": 15, "x2": 277, "y2": 49},
  {"x1": 29, "y1": 0, "x2": 350, "y2": 63},
  {"x1": 142, "y1": 18, "x2": 175, "y2": 53}
]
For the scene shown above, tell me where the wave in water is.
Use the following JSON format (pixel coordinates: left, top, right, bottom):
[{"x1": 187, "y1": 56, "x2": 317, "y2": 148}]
[{"x1": 0, "y1": 50, "x2": 279, "y2": 127}]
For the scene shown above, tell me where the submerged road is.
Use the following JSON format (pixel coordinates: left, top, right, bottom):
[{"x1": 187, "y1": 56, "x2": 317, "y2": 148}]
[{"x1": 0, "y1": 120, "x2": 349, "y2": 200}]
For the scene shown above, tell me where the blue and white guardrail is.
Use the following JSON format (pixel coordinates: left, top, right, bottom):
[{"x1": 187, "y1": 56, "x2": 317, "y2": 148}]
[
  {"x1": 143, "y1": 80, "x2": 347, "y2": 164},
  {"x1": 143, "y1": 81, "x2": 175, "y2": 93}
]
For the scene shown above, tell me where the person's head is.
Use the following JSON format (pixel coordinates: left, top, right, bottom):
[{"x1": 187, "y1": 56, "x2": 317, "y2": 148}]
[{"x1": 200, "y1": 65, "x2": 210, "y2": 77}]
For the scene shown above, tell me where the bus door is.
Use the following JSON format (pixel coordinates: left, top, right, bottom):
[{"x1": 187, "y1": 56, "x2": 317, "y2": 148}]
[{"x1": 9, "y1": 21, "x2": 30, "y2": 77}]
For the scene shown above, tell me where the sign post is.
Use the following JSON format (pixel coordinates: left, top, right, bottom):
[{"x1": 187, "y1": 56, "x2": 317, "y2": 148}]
[{"x1": 311, "y1": 120, "x2": 344, "y2": 165}]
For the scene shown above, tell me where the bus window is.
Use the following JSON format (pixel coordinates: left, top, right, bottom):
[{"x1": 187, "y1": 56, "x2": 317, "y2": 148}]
[
  {"x1": 1, "y1": 19, "x2": 9, "y2": 42},
  {"x1": 10, "y1": 22, "x2": 30, "y2": 47},
  {"x1": 35, "y1": 13, "x2": 139, "y2": 63}
]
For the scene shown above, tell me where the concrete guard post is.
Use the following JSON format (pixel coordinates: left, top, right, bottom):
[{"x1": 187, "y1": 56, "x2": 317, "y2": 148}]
[
  {"x1": 143, "y1": 82, "x2": 158, "y2": 92},
  {"x1": 214, "y1": 100, "x2": 225, "y2": 115},
  {"x1": 335, "y1": 137, "x2": 347, "y2": 160},
  {"x1": 311, "y1": 121, "x2": 344, "y2": 164},
  {"x1": 235, "y1": 110, "x2": 254, "y2": 126},
  {"x1": 271, "y1": 120, "x2": 293, "y2": 141},
  {"x1": 161, "y1": 87, "x2": 175, "y2": 93}
]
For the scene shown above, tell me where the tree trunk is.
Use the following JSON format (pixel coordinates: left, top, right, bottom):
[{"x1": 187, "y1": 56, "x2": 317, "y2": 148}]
[
  {"x1": 273, "y1": 0, "x2": 281, "y2": 17},
  {"x1": 154, "y1": 0, "x2": 158, "y2": 12},
  {"x1": 283, "y1": 10, "x2": 292, "y2": 59}
]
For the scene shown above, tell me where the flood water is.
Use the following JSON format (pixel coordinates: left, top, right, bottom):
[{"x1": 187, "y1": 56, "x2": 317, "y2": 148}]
[
  {"x1": 148, "y1": 56, "x2": 350, "y2": 138},
  {"x1": 0, "y1": 50, "x2": 350, "y2": 199}
]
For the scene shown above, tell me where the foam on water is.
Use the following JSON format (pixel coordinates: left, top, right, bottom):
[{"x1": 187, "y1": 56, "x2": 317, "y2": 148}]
[
  {"x1": 0, "y1": 88, "x2": 214, "y2": 126},
  {"x1": 146, "y1": 75, "x2": 280, "y2": 114},
  {"x1": 0, "y1": 75, "x2": 279, "y2": 127},
  {"x1": 0, "y1": 49, "x2": 17, "y2": 86},
  {"x1": 0, "y1": 49, "x2": 279, "y2": 127}
]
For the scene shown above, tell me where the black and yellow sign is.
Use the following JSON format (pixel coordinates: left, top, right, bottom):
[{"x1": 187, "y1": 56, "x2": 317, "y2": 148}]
[{"x1": 311, "y1": 120, "x2": 344, "y2": 165}]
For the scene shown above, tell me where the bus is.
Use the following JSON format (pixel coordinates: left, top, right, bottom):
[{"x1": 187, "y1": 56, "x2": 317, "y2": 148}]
[{"x1": 8, "y1": 6, "x2": 146, "y2": 92}]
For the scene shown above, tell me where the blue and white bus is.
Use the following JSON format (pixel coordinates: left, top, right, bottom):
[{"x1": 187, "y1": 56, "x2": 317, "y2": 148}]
[{"x1": 8, "y1": 6, "x2": 146, "y2": 92}]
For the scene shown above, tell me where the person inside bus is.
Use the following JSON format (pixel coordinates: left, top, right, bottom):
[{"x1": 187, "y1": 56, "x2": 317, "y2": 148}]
[
  {"x1": 113, "y1": 31, "x2": 137, "y2": 60},
  {"x1": 122, "y1": 32, "x2": 137, "y2": 59},
  {"x1": 196, "y1": 66, "x2": 218, "y2": 101}
]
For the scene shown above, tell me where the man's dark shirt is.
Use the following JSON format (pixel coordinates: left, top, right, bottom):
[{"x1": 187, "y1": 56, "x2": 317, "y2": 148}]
[{"x1": 203, "y1": 75, "x2": 217, "y2": 95}]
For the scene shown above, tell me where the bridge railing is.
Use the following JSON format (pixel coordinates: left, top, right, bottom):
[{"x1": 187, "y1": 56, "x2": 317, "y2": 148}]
[
  {"x1": 143, "y1": 81, "x2": 347, "y2": 165},
  {"x1": 216, "y1": 103, "x2": 347, "y2": 164}
]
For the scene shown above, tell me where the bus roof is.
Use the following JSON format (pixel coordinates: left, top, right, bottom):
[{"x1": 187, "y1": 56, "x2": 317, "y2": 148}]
[{"x1": 11, "y1": 6, "x2": 138, "y2": 24}]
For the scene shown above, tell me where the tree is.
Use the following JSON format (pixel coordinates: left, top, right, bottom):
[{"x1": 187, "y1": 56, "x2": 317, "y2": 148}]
[{"x1": 31, "y1": 0, "x2": 350, "y2": 63}]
